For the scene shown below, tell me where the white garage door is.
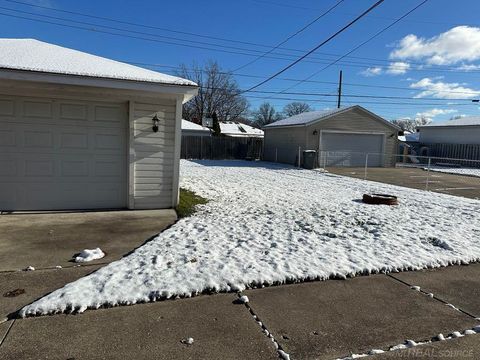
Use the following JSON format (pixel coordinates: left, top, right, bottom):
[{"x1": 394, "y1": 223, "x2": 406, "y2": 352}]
[
  {"x1": 321, "y1": 132, "x2": 384, "y2": 167},
  {"x1": 0, "y1": 96, "x2": 128, "y2": 211}
]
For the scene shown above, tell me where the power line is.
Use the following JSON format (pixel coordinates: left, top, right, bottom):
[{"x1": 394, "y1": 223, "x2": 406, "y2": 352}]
[
  {"x1": 233, "y1": 0, "x2": 345, "y2": 72},
  {"x1": 134, "y1": 62, "x2": 480, "y2": 97},
  {"x1": 244, "y1": 95, "x2": 476, "y2": 106},
  {"x1": 243, "y1": 0, "x2": 386, "y2": 93},
  {"x1": 2, "y1": 2, "x2": 479, "y2": 75},
  {"x1": 198, "y1": 86, "x2": 478, "y2": 102},
  {"x1": 280, "y1": 0, "x2": 430, "y2": 93},
  {"x1": 3, "y1": 0, "x2": 475, "y2": 73}
]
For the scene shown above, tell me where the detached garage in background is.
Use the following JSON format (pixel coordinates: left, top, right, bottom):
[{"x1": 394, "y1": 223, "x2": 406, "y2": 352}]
[
  {"x1": 0, "y1": 39, "x2": 197, "y2": 211},
  {"x1": 263, "y1": 105, "x2": 399, "y2": 167}
]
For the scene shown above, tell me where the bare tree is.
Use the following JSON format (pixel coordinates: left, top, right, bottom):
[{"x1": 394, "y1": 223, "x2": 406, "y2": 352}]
[
  {"x1": 283, "y1": 102, "x2": 312, "y2": 117},
  {"x1": 252, "y1": 102, "x2": 282, "y2": 127},
  {"x1": 176, "y1": 61, "x2": 248, "y2": 123},
  {"x1": 391, "y1": 116, "x2": 431, "y2": 132}
]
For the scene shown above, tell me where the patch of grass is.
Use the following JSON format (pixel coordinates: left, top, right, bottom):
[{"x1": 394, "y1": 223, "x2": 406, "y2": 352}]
[{"x1": 176, "y1": 188, "x2": 208, "y2": 218}]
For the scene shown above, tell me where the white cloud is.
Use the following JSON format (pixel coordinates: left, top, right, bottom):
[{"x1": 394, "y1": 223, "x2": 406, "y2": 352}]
[
  {"x1": 386, "y1": 62, "x2": 410, "y2": 75},
  {"x1": 415, "y1": 108, "x2": 457, "y2": 121},
  {"x1": 456, "y1": 64, "x2": 480, "y2": 71},
  {"x1": 410, "y1": 77, "x2": 480, "y2": 99},
  {"x1": 390, "y1": 26, "x2": 480, "y2": 65},
  {"x1": 361, "y1": 67, "x2": 382, "y2": 77}
]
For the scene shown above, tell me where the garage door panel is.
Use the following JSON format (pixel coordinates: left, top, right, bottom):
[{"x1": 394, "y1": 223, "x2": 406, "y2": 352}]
[
  {"x1": 59, "y1": 103, "x2": 88, "y2": 121},
  {"x1": 24, "y1": 130, "x2": 54, "y2": 148},
  {"x1": 60, "y1": 131, "x2": 89, "y2": 149},
  {"x1": 0, "y1": 96, "x2": 127, "y2": 211},
  {"x1": 23, "y1": 100, "x2": 53, "y2": 119},
  {"x1": 61, "y1": 159, "x2": 89, "y2": 177},
  {"x1": 321, "y1": 132, "x2": 384, "y2": 167},
  {"x1": 0, "y1": 99, "x2": 14, "y2": 116},
  {"x1": 0, "y1": 128, "x2": 16, "y2": 146},
  {"x1": 0, "y1": 159, "x2": 16, "y2": 176}
]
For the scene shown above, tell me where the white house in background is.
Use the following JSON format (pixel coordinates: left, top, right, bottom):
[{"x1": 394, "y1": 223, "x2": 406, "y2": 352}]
[
  {"x1": 0, "y1": 39, "x2": 197, "y2": 211},
  {"x1": 219, "y1": 121, "x2": 264, "y2": 138},
  {"x1": 181, "y1": 119, "x2": 211, "y2": 137},
  {"x1": 418, "y1": 117, "x2": 480, "y2": 144}
]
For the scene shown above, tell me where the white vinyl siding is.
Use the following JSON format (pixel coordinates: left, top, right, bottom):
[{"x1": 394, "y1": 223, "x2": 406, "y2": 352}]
[
  {"x1": 0, "y1": 95, "x2": 127, "y2": 210},
  {"x1": 132, "y1": 100, "x2": 176, "y2": 209},
  {"x1": 419, "y1": 126, "x2": 480, "y2": 145}
]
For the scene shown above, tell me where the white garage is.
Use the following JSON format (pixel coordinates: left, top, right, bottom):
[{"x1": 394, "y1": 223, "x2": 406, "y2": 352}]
[
  {"x1": 0, "y1": 39, "x2": 197, "y2": 211},
  {"x1": 263, "y1": 106, "x2": 399, "y2": 167}
]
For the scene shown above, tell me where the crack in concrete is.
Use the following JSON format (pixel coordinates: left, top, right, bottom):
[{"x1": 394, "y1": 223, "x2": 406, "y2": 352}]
[
  {"x1": 336, "y1": 325, "x2": 480, "y2": 360},
  {"x1": 0, "y1": 318, "x2": 15, "y2": 349},
  {"x1": 236, "y1": 293, "x2": 290, "y2": 360},
  {"x1": 387, "y1": 273, "x2": 478, "y2": 319}
]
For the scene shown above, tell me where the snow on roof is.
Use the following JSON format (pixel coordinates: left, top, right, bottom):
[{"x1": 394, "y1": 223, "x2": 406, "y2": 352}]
[
  {"x1": 265, "y1": 105, "x2": 399, "y2": 131},
  {"x1": 264, "y1": 107, "x2": 352, "y2": 128},
  {"x1": 219, "y1": 122, "x2": 264, "y2": 137},
  {"x1": 0, "y1": 39, "x2": 196, "y2": 86},
  {"x1": 182, "y1": 119, "x2": 211, "y2": 132},
  {"x1": 421, "y1": 117, "x2": 480, "y2": 127},
  {"x1": 398, "y1": 132, "x2": 419, "y2": 142}
]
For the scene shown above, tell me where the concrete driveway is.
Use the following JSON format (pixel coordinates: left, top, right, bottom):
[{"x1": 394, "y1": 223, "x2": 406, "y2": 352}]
[
  {"x1": 0, "y1": 210, "x2": 176, "y2": 320},
  {"x1": 2, "y1": 209, "x2": 480, "y2": 359}
]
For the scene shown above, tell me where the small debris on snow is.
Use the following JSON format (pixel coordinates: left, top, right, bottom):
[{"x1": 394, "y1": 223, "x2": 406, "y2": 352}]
[
  {"x1": 24, "y1": 266, "x2": 35, "y2": 271},
  {"x1": 238, "y1": 295, "x2": 249, "y2": 304},
  {"x1": 74, "y1": 248, "x2": 105, "y2": 263},
  {"x1": 3, "y1": 288, "x2": 25, "y2": 298},
  {"x1": 181, "y1": 337, "x2": 194, "y2": 345},
  {"x1": 411, "y1": 286, "x2": 421, "y2": 291},
  {"x1": 436, "y1": 333, "x2": 446, "y2": 341}
]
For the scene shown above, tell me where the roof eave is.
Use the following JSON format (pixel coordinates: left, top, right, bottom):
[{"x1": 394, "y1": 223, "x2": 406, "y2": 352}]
[{"x1": 0, "y1": 68, "x2": 199, "y2": 101}]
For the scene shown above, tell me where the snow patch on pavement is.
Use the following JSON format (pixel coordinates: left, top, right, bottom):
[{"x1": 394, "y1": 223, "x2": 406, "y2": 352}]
[
  {"x1": 428, "y1": 167, "x2": 480, "y2": 178},
  {"x1": 20, "y1": 160, "x2": 480, "y2": 317},
  {"x1": 74, "y1": 248, "x2": 105, "y2": 263}
]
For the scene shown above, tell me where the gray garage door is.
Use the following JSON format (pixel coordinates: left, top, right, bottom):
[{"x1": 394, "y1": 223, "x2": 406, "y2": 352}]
[
  {"x1": 0, "y1": 95, "x2": 128, "y2": 211},
  {"x1": 321, "y1": 132, "x2": 384, "y2": 167}
]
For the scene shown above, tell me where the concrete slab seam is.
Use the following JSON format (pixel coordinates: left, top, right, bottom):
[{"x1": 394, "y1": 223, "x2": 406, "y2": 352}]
[
  {"x1": 336, "y1": 324, "x2": 480, "y2": 360},
  {"x1": 386, "y1": 273, "x2": 479, "y2": 319},
  {"x1": 0, "y1": 319, "x2": 15, "y2": 349},
  {"x1": 236, "y1": 293, "x2": 290, "y2": 360}
]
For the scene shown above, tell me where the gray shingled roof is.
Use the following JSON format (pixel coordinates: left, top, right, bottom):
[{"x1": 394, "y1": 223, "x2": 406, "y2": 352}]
[
  {"x1": 264, "y1": 107, "x2": 354, "y2": 128},
  {"x1": 421, "y1": 117, "x2": 480, "y2": 127}
]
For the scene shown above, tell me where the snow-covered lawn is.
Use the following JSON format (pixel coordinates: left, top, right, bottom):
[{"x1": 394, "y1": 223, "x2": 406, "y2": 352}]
[
  {"x1": 21, "y1": 160, "x2": 480, "y2": 316},
  {"x1": 428, "y1": 167, "x2": 480, "y2": 178}
]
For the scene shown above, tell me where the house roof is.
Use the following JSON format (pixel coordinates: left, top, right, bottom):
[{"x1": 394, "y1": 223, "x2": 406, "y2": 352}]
[
  {"x1": 182, "y1": 119, "x2": 211, "y2": 132},
  {"x1": 398, "y1": 132, "x2": 420, "y2": 142},
  {"x1": 264, "y1": 105, "x2": 399, "y2": 131},
  {"x1": 420, "y1": 117, "x2": 480, "y2": 128},
  {"x1": 219, "y1": 122, "x2": 264, "y2": 137},
  {"x1": 0, "y1": 39, "x2": 196, "y2": 87}
]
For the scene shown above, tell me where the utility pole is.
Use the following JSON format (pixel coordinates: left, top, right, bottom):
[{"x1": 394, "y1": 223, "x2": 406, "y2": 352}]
[{"x1": 337, "y1": 70, "x2": 343, "y2": 108}]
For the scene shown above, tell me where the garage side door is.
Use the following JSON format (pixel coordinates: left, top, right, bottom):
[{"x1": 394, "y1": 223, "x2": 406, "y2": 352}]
[
  {"x1": 321, "y1": 132, "x2": 384, "y2": 167},
  {"x1": 0, "y1": 95, "x2": 127, "y2": 211}
]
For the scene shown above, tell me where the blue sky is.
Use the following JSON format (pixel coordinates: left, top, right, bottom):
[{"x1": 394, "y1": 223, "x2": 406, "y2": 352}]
[{"x1": 2, "y1": 0, "x2": 480, "y2": 122}]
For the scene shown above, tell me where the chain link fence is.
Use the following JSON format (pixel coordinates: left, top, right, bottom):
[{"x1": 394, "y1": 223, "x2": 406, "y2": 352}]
[{"x1": 317, "y1": 150, "x2": 480, "y2": 199}]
